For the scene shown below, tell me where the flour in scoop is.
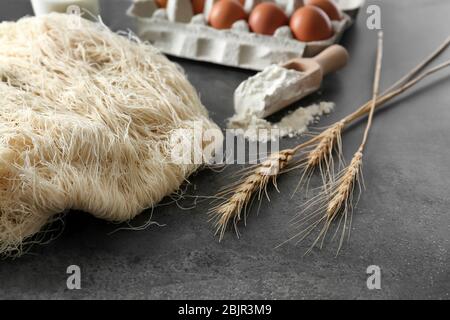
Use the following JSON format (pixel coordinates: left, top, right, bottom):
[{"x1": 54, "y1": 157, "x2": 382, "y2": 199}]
[
  {"x1": 234, "y1": 65, "x2": 306, "y2": 118},
  {"x1": 229, "y1": 64, "x2": 334, "y2": 142}
]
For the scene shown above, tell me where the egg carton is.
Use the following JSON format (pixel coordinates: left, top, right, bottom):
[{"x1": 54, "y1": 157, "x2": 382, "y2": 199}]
[{"x1": 127, "y1": 0, "x2": 364, "y2": 71}]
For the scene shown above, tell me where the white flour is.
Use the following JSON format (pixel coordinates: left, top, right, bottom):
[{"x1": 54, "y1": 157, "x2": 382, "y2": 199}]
[
  {"x1": 230, "y1": 64, "x2": 334, "y2": 142},
  {"x1": 234, "y1": 65, "x2": 306, "y2": 118},
  {"x1": 228, "y1": 101, "x2": 335, "y2": 142}
]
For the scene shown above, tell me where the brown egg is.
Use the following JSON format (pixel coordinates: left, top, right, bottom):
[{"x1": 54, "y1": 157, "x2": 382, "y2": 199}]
[
  {"x1": 209, "y1": 0, "x2": 247, "y2": 30},
  {"x1": 249, "y1": 2, "x2": 288, "y2": 36},
  {"x1": 307, "y1": 0, "x2": 342, "y2": 21},
  {"x1": 290, "y1": 6, "x2": 333, "y2": 42},
  {"x1": 225, "y1": 0, "x2": 245, "y2": 5},
  {"x1": 155, "y1": 0, "x2": 168, "y2": 8},
  {"x1": 192, "y1": 0, "x2": 205, "y2": 14}
]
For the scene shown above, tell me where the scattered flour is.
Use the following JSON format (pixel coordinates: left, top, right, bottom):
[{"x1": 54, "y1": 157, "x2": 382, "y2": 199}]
[{"x1": 228, "y1": 101, "x2": 335, "y2": 142}]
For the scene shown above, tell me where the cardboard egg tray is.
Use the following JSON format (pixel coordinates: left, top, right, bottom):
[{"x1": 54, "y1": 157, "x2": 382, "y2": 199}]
[{"x1": 128, "y1": 0, "x2": 364, "y2": 71}]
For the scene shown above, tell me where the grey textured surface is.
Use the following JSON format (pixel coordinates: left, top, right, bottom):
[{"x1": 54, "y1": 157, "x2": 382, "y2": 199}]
[{"x1": 0, "y1": 0, "x2": 449, "y2": 300}]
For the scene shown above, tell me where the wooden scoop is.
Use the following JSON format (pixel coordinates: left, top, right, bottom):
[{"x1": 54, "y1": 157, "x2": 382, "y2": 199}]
[{"x1": 236, "y1": 45, "x2": 349, "y2": 118}]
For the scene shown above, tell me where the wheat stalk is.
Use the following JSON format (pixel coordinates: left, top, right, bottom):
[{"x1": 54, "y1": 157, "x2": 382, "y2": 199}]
[
  {"x1": 323, "y1": 32, "x2": 383, "y2": 249},
  {"x1": 210, "y1": 36, "x2": 450, "y2": 240},
  {"x1": 288, "y1": 32, "x2": 384, "y2": 254}
]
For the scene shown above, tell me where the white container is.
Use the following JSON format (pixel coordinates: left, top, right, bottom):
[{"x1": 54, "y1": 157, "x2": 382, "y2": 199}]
[
  {"x1": 127, "y1": 0, "x2": 364, "y2": 71},
  {"x1": 31, "y1": 0, "x2": 100, "y2": 17}
]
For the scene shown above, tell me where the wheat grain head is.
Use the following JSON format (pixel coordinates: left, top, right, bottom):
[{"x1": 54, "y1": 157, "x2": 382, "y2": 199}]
[
  {"x1": 292, "y1": 121, "x2": 345, "y2": 194},
  {"x1": 282, "y1": 151, "x2": 363, "y2": 254},
  {"x1": 209, "y1": 149, "x2": 294, "y2": 240}
]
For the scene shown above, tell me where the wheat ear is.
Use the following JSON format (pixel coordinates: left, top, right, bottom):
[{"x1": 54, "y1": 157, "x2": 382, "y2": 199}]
[
  {"x1": 209, "y1": 149, "x2": 294, "y2": 241},
  {"x1": 293, "y1": 121, "x2": 345, "y2": 194}
]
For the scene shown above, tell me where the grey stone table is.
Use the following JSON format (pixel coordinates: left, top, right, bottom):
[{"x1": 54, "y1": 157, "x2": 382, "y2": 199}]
[{"x1": 0, "y1": 0, "x2": 449, "y2": 299}]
